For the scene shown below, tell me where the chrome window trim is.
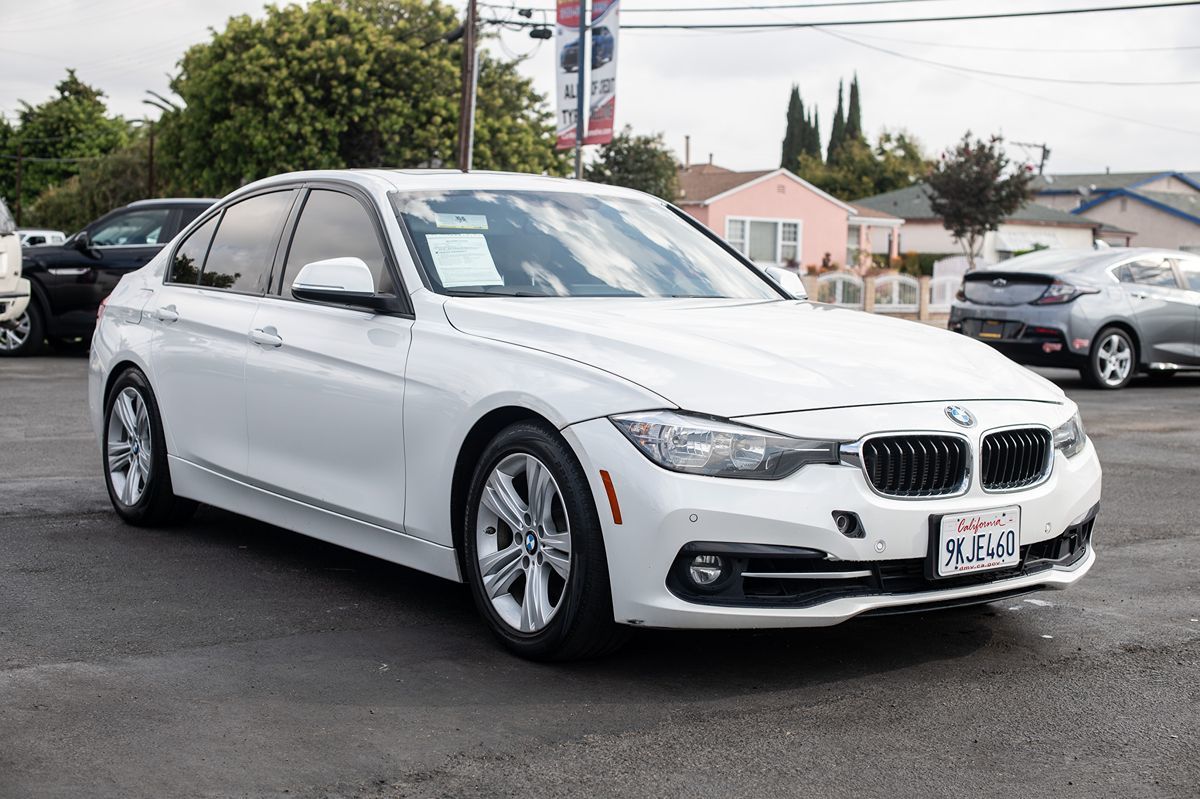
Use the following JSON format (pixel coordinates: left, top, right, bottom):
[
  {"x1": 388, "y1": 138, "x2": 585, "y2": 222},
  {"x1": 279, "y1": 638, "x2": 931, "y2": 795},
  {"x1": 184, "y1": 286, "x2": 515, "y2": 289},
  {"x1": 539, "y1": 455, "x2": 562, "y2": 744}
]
[
  {"x1": 839, "y1": 430, "x2": 973, "y2": 501},
  {"x1": 978, "y1": 423, "x2": 1054, "y2": 494}
]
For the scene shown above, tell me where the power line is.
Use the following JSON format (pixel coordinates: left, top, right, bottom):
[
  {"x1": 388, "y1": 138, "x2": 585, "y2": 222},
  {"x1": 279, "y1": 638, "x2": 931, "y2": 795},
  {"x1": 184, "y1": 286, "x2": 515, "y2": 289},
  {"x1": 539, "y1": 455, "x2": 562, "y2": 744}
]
[
  {"x1": 809, "y1": 27, "x2": 1200, "y2": 137},
  {"x1": 844, "y1": 29, "x2": 1200, "y2": 53},
  {"x1": 481, "y1": 0, "x2": 958, "y2": 12},
  {"x1": 492, "y1": 1, "x2": 1200, "y2": 29},
  {"x1": 815, "y1": 26, "x2": 1200, "y2": 85}
]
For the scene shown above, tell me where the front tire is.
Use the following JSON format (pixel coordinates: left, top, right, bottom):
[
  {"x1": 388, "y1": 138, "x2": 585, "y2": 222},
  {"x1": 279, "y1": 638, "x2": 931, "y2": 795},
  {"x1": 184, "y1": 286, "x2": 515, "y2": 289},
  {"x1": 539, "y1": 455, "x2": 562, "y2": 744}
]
[
  {"x1": 0, "y1": 304, "x2": 44, "y2": 357},
  {"x1": 1083, "y1": 327, "x2": 1135, "y2": 390},
  {"x1": 103, "y1": 368, "x2": 197, "y2": 526},
  {"x1": 463, "y1": 421, "x2": 628, "y2": 660}
]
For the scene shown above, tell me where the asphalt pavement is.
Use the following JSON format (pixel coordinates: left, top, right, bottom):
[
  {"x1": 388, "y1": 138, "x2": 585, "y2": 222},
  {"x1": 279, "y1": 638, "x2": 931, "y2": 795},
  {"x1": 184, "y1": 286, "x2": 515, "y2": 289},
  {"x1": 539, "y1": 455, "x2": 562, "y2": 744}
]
[{"x1": 1, "y1": 353, "x2": 1197, "y2": 798}]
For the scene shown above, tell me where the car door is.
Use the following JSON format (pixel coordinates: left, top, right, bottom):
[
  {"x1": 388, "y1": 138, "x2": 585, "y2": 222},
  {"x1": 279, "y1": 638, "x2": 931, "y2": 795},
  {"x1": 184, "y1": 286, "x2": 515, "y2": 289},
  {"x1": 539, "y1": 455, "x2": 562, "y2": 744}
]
[
  {"x1": 150, "y1": 189, "x2": 297, "y2": 476},
  {"x1": 1115, "y1": 257, "x2": 1196, "y2": 365},
  {"x1": 243, "y1": 186, "x2": 413, "y2": 530},
  {"x1": 39, "y1": 206, "x2": 173, "y2": 326},
  {"x1": 1173, "y1": 257, "x2": 1200, "y2": 363}
]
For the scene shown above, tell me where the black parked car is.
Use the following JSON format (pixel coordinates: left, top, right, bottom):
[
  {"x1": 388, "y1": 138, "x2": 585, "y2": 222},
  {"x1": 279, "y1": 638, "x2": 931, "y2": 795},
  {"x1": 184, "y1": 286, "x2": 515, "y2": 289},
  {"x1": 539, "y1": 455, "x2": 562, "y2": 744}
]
[{"x1": 1, "y1": 198, "x2": 215, "y2": 356}]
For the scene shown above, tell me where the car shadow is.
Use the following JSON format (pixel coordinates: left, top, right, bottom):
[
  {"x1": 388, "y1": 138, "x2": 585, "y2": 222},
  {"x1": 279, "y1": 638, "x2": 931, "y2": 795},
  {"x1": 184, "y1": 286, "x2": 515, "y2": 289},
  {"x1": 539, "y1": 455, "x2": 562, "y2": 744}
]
[
  {"x1": 168, "y1": 505, "x2": 1003, "y2": 702},
  {"x1": 1032, "y1": 366, "x2": 1200, "y2": 391}
]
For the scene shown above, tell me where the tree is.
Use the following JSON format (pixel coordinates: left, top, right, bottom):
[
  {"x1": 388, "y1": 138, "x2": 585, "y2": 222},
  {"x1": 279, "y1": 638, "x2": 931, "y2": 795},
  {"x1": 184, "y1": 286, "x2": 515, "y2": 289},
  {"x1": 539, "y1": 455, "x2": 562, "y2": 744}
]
[
  {"x1": 794, "y1": 129, "x2": 928, "y2": 201},
  {"x1": 826, "y1": 81, "x2": 845, "y2": 164},
  {"x1": 806, "y1": 108, "x2": 822, "y2": 159},
  {"x1": 927, "y1": 133, "x2": 1034, "y2": 270},
  {"x1": 845, "y1": 74, "x2": 863, "y2": 142},
  {"x1": 0, "y1": 70, "x2": 128, "y2": 219},
  {"x1": 26, "y1": 132, "x2": 154, "y2": 233},
  {"x1": 780, "y1": 85, "x2": 804, "y2": 172},
  {"x1": 158, "y1": 0, "x2": 565, "y2": 197},
  {"x1": 585, "y1": 126, "x2": 678, "y2": 199}
]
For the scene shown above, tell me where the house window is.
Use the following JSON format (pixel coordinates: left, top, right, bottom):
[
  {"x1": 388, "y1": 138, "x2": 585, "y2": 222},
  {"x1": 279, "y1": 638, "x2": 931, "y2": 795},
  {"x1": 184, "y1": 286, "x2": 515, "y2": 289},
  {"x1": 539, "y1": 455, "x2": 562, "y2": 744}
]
[{"x1": 725, "y1": 217, "x2": 804, "y2": 266}]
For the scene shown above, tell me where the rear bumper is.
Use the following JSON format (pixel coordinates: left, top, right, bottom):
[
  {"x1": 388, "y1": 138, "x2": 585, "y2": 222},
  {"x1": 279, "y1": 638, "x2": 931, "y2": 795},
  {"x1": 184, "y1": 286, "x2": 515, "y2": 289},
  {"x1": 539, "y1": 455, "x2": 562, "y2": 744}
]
[{"x1": 948, "y1": 301, "x2": 1094, "y2": 369}]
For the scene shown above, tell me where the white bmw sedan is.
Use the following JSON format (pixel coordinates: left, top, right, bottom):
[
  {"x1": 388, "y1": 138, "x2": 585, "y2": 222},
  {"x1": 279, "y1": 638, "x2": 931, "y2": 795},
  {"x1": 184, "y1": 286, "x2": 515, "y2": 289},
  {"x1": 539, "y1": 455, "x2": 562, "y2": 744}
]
[{"x1": 90, "y1": 170, "x2": 1101, "y2": 659}]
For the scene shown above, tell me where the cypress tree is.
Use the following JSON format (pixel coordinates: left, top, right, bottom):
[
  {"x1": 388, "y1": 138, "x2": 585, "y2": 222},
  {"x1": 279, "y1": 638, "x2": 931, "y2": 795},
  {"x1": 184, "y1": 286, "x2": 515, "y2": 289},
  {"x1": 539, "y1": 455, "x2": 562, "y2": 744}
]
[
  {"x1": 780, "y1": 85, "x2": 804, "y2": 171},
  {"x1": 807, "y1": 108, "x2": 822, "y2": 160},
  {"x1": 846, "y1": 73, "x2": 863, "y2": 141},
  {"x1": 827, "y1": 81, "x2": 846, "y2": 163}
]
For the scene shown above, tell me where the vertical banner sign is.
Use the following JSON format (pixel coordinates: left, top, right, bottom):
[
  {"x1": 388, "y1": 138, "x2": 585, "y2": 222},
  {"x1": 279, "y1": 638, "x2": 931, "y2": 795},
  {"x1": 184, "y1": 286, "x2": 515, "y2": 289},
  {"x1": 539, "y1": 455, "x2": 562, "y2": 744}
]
[
  {"x1": 554, "y1": 0, "x2": 583, "y2": 150},
  {"x1": 584, "y1": 0, "x2": 618, "y2": 145}
]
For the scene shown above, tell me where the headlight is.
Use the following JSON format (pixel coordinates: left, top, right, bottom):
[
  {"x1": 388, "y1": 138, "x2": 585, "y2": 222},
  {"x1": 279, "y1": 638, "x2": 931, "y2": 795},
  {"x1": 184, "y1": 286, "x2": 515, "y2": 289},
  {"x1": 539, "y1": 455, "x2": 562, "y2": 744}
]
[
  {"x1": 610, "y1": 410, "x2": 839, "y2": 479},
  {"x1": 1052, "y1": 412, "x2": 1086, "y2": 458}
]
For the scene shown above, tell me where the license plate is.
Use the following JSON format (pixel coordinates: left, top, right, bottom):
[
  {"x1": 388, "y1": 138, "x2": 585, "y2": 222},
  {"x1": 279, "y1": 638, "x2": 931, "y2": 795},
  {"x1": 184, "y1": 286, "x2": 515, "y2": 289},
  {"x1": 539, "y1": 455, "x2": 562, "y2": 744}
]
[
  {"x1": 978, "y1": 319, "x2": 1006, "y2": 339},
  {"x1": 935, "y1": 506, "x2": 1021, "y2": 577}
]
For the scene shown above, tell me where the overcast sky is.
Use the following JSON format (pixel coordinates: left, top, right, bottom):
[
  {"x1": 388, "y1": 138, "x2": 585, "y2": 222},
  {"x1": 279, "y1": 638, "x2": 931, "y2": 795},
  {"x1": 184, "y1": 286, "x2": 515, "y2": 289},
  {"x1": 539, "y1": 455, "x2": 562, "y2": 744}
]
[{"x1": 3, "y1": 0, "x2": 1198, "y2": 178}]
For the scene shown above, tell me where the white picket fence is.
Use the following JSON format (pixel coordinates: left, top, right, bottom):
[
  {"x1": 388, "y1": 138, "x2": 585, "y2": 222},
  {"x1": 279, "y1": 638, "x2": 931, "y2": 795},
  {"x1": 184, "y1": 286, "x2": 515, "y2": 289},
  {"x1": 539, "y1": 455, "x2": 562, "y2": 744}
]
[{"x1": 814, "y1": 271, "x2": 958, "y2": 318}]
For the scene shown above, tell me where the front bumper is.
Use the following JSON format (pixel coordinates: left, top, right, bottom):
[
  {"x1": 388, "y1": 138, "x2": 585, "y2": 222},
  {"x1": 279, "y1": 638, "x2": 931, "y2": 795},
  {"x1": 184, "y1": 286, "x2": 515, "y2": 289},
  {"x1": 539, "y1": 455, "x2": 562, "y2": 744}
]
[
  {"x1": 0, "y1": 278, "x2": 31, "y2": 324},
  {"x1": 563, "y1": 400, "x2": 1102, "y2": 629}
]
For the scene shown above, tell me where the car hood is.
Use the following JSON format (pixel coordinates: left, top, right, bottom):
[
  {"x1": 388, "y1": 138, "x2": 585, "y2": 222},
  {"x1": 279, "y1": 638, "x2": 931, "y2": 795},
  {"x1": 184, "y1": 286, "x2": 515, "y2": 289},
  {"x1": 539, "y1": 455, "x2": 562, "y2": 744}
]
[{"x1": 442, "y1": 297, "x2": 1064, "y2": 418}]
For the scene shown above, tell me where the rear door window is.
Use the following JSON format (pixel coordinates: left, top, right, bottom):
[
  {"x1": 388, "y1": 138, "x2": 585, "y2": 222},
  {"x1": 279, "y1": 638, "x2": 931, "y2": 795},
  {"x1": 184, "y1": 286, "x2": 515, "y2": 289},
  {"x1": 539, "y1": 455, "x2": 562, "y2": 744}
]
[
  {"x1": 200, "y1": 191, "x2": 294, "y2": 293},
  {"x1": 1122, "y1": 259, "x2": 1180, "y2": 288},
  {"x1": 168, "y1": 215, "x2": 220, "y2": 285}
]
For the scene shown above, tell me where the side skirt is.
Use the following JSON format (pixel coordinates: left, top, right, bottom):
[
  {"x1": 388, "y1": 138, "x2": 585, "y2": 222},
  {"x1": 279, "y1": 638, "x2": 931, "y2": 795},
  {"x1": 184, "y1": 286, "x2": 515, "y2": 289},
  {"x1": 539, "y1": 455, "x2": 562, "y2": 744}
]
[{"x1": 168, "y1": 456, "x2": 463, "y2": 583}]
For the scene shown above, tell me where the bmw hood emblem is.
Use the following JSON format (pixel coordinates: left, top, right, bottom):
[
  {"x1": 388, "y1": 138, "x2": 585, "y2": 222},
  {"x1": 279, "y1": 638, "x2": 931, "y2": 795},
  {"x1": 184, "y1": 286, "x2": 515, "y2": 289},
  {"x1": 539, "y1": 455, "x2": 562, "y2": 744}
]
[{"x1": 945, "y1": 405, "x2": 976, "y2": 428}]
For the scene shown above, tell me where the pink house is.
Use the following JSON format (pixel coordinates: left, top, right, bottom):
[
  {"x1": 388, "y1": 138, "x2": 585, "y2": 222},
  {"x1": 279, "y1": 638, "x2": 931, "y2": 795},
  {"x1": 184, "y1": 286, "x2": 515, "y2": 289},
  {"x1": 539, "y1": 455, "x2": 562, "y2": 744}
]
[{"x1": 676, "y1": 163, "x2": 902, "y2": 271}]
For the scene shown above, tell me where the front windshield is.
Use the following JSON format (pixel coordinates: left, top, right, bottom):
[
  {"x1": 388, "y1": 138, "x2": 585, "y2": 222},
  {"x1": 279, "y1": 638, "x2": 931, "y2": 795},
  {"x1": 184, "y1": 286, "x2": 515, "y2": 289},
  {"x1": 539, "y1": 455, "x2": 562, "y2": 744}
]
[{"x1": 392, "y1": 190, "x2": 781, "y2": 299}]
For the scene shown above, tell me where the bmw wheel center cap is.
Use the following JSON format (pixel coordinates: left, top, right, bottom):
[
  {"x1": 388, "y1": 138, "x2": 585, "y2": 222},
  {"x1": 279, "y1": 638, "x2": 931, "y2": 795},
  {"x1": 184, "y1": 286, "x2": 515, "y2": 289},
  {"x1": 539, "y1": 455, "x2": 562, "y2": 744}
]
[
  {"x1": 525, "y1": 531, "x2": 539, "y2": 554},
  {"x1": 945, "y1": 405, "x2": 976, "y2": 428}
]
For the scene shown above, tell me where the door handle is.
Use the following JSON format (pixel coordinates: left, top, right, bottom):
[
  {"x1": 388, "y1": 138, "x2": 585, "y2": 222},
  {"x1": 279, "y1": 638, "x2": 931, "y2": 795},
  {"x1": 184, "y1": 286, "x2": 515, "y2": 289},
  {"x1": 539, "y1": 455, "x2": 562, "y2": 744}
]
[
  {"x1": 1130, "y1": 291, "x2": 1149, "y2": 299},
  {"x1": 154, "y1": 305, "x2": 179, "y2": 323},
  {"x1": 250, "y1": 326, "x2": 283, "y2": 348}
]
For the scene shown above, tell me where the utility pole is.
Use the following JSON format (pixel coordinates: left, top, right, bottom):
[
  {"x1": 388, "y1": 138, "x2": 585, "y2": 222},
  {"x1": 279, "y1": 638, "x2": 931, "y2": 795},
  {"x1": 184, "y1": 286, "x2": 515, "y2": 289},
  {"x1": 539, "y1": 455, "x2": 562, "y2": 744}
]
[
  {"x1": 574, "y1": 0, "x2": 588, "y2": 179},
  {"x1": 1013, "y1": 141, "x2": 1051, "y2": 175},
  {"x1": 457, "y1": 0, "x2": 478, "y2": 172},
  {"x1": 147, "y1": 121, "x2": 156, "y2": 197}
]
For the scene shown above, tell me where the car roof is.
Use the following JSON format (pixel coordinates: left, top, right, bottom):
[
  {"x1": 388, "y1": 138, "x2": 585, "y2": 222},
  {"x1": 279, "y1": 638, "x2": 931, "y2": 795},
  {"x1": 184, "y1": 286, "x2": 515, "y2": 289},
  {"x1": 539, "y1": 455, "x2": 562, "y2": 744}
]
[
  {"x1": 978, "y1": 246, "x2": 1199, "y2": 276},
  {"x1": 228, "y1": 169, "x2": 653, "y2": 204},
  {"x1": 125, "y1": 198, "x2": 219, "y2": 209}
]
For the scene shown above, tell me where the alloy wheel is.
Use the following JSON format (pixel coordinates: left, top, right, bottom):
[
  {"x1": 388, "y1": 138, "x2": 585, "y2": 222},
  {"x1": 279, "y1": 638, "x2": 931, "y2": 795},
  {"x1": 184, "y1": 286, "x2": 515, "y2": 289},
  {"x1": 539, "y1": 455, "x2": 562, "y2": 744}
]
[
  {"x1": 106, "y1": 386, "x2": 153, "y2": 505},
  {"x1": 475, "y1": 453, "x2": 572, "y2": 633},
  {"x1": 0, "y1": 311, "x2": 30, "y2": 352},
  {"x1": 1096, "y1": 333, "x2": 1132, "y2": 387}
]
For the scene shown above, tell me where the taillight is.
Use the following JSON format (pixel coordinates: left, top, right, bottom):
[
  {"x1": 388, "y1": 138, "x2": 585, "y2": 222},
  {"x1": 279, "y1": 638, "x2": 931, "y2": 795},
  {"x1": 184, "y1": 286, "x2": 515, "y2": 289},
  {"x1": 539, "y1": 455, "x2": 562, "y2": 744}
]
[
  {"x1": 97, "y1": 295, "x2": 110, "y2": 319},
  {"x1": 1032, "y1": 280, "x2": 1098, "y2": 305}
]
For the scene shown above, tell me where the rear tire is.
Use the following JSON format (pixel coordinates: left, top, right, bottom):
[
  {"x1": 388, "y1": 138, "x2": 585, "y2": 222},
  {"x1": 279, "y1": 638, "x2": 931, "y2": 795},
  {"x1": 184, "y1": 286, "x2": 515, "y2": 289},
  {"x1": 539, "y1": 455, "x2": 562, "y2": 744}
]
[
  {"x1": 463, "y1": 420, "x2": 629, "y2": 661},
  {"x1": 0, "y1": 304, "x2": 44, "y2": 357},
  {"x1": 102, "y1": 368, "x2": 197, "y2": 527},
  {"x1": 1082, "y1": 327, "x2": 1135, "y2": 390}
]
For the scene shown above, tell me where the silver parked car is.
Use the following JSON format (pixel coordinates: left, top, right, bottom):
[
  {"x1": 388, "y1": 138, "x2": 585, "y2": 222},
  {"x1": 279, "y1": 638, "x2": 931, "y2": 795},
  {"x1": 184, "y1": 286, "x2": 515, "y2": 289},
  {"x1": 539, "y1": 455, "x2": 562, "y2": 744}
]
[{"x1": 949, "y1": 248, "x2": 1200, "y2": 389}]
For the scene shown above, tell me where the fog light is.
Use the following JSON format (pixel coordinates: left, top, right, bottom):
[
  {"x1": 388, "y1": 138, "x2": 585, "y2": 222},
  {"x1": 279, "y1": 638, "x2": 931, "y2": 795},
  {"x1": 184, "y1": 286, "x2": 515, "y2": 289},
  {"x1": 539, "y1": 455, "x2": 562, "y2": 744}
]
[
  {"x1": 688, "y1": 555, "x2": 726, "y2": 586},
  {"x1": 832, "y1": 510, "x2": 864, "y2": 539}
]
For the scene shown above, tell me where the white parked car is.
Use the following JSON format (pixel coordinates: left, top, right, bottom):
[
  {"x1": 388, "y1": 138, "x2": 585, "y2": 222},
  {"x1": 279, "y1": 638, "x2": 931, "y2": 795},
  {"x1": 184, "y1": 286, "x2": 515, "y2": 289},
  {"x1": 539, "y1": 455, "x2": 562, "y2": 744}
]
[
  {"x1": 18, "y1": 228, "x2": 67, "y2": 247},
  {"x1": 89, "y1": 170, "x2": 1102, "y2": 659},
  {"x1": 0, "y1": 199, "x2": 32, "y2": 341}
]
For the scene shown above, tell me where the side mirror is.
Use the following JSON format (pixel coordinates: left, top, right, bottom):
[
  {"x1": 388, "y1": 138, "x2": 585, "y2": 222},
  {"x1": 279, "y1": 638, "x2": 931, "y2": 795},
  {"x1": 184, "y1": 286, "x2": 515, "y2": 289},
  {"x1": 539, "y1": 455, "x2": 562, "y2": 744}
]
[
  {"x1": 291, "y1": 257, "x2": 393, "y2": 311},
  {"x1": 765, "y1": 265, "x2": 808, "y2": 300},
  {"x1": 71, "y1": 230, "x2": 101, "y2": 258}
]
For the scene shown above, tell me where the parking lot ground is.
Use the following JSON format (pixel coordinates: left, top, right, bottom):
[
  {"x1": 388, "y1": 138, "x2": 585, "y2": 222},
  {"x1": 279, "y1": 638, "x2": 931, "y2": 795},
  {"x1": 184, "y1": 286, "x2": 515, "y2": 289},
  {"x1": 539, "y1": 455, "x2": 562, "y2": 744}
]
[{"x1": 1, "y1": 354, "x2": 1198, "y2": 799}]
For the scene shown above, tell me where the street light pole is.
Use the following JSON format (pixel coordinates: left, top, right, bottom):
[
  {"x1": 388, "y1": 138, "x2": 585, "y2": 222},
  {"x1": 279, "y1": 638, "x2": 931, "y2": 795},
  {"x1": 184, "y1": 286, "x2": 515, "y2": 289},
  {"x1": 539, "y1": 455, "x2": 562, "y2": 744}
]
[
  {"x1": 457, "y1": 0, "x2": 478, "y2": 172},
  {"x1": 574, "y1": 0, "x2": 587, "y2": 179}
]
